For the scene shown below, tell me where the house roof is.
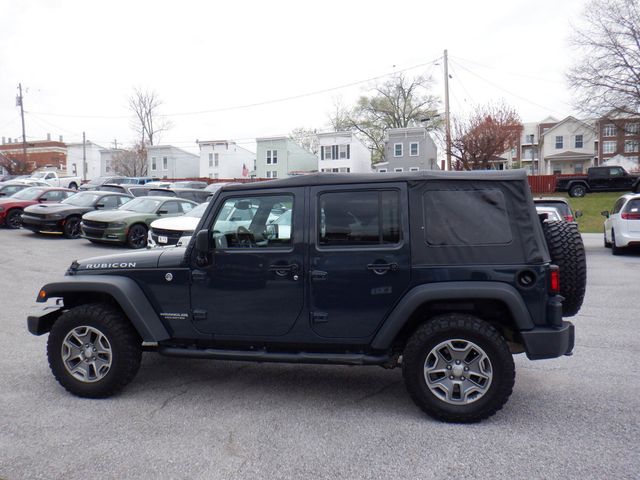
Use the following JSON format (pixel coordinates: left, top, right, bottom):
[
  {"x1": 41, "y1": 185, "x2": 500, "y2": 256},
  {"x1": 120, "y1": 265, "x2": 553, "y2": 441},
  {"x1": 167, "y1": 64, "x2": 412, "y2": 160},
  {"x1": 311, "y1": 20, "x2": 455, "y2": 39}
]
[{"x1": 541, "y1": 116, "x2": 596, "y2": 137}]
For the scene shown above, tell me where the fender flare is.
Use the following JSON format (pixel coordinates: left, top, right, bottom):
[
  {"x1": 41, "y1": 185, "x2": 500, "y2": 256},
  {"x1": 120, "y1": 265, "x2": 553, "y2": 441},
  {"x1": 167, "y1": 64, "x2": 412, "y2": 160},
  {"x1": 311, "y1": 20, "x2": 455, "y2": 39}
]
[
  {"x1": 371, "y1": 282, "x2": 535, "y2": 350},
  {"x1": 37, "y1": 275, "x2": 170, "y2": 342},
  {"x1": 566, "y1": 180, "x2": 589, "y2": 191}
]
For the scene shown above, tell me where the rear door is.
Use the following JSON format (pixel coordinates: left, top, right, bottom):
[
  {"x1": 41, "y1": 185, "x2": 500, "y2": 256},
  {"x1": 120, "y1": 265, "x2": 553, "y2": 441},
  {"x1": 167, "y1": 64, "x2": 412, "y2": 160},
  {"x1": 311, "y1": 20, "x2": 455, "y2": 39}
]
[{"x1": 309, "y1": 184, "x2": 410, "y2": 339}]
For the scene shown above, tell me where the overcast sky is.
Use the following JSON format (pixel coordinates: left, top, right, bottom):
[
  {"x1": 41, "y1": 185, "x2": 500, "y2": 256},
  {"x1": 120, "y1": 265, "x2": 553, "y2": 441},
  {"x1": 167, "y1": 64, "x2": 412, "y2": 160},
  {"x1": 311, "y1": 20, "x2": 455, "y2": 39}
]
[{"x1": 0, "y1": 0, "x2": 587, "y2": 154}]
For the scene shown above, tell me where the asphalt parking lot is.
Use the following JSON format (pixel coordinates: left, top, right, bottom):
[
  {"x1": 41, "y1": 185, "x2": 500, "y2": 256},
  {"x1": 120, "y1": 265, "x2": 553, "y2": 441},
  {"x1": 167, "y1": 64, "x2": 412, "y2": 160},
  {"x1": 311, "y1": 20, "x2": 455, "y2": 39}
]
[{"x1": 0, "y1": 230, "x2": 638, "y2": 480}]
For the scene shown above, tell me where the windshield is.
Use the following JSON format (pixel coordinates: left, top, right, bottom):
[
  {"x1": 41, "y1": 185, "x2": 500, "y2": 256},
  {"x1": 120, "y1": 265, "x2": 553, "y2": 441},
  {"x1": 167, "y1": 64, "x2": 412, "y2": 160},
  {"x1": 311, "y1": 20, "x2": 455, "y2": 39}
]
[
  {"x1": 62, "y1": 192, "x2": 101, "y2": 207},
  {"x1": 30, "y1": 172, "x2": 47, "y2": 179},
  {"x1": 120, "y1": 197, "x2": 163, "y2": 213},
  {"x1": 11, "y1": 187, "x2": 47, "y2": 200},
  {"x1": 85, "y1": 176, "x2": 108, "y2": 185},
  {"x1": 185, "y1": 202, "x2": 209, "y2": 218}
]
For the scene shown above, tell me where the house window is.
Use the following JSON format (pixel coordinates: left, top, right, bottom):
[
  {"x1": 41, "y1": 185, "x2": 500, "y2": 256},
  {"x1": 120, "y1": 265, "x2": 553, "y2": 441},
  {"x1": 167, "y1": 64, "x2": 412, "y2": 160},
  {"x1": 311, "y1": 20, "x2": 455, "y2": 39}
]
[
  {"x1": 394, "y1": 167, "x2": 403, "y2": 172},
  {"x1": 208, "y1": 153, "x2": 213, "y2": 167},
  {"x1": 602, "y1": 141, "x2": 616, "y2": 154},
  {"x1": 575, "y1": 135, "x2": 583, "y2": 149},
  {"x1": 410, "y1": 167, "x2": 419, "y2": 172},
  {"x1": 574, "y1": 163, "x2": 584, "y2": 174},
  {"x1": 151, "y1": 157, "x2": 157, "y2": 171},
  {"x1": 410, "y1": 142, "x2": 419, "y2": 156},
  {"x1": 338, "y1": 144, "x2": 350, "y2": 159},
  {"x1": 394, "y1": 143, "x2": 403, "y2": 157},
  {"x1": 378, "y1": 168, "x2": 387, "y2": 173},
  {"x1": 214, "y1": 173, "x2": 219, "y2": 179},
  {"x1": 266, "y1": 150, "x2": 278, "y2": 165},
  {"x1": 525, "y1": 134, "x2": 535, "y2": 143},
  {"x1": 162, "y1": 157, "x2": 168, "y2": 170},
  {"x1": 214, "y1": 153, "x2": 219, "y2": 167},
  {"x1": 266, "y1": 170, "x2": 278, "y2": 179},
  {"x1": 625, "y1": 140, "x2": 639, "y2": 153},
  {"x1": 603, "y1": 124, "x2": 616, "y2": 136},
  {"x1": 555, "y1": 136, "x2": 563, "y2": 149},
  {"x1": 322, "y1": 146, "x2": 332, "y2": 160},
  {"x1": 626, "y1": 123, "x2": 640, "y2": 135}
]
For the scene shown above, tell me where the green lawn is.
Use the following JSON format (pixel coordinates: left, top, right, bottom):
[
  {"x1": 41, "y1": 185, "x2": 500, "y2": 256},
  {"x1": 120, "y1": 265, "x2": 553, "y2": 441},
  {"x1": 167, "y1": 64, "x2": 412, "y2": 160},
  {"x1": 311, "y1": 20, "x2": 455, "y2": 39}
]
[{"x1": 536, "y1": 192, "x2": 622, "y2": 233}]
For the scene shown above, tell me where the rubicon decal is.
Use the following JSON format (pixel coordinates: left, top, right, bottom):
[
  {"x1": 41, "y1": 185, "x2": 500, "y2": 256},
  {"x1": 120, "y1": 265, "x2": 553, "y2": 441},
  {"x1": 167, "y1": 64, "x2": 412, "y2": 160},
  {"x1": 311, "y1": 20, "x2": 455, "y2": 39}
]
[{"x1": 85, "y1": 262, "x2": 137, "y2": 269}]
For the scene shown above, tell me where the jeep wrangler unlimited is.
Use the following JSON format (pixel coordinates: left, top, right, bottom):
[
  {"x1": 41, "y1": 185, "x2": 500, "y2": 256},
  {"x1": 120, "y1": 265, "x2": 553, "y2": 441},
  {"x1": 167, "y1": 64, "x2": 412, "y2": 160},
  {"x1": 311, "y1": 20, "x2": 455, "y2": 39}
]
[{"x1": 28, "y1": 171, "x2": 586, "y2": 423}]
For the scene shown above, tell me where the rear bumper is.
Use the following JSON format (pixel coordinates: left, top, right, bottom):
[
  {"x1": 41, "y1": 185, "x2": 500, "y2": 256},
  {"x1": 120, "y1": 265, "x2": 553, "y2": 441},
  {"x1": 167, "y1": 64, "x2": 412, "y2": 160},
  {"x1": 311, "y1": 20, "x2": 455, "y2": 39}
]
[{"x1": 521, "y1": 321, "x2": 575, "y2": 360}]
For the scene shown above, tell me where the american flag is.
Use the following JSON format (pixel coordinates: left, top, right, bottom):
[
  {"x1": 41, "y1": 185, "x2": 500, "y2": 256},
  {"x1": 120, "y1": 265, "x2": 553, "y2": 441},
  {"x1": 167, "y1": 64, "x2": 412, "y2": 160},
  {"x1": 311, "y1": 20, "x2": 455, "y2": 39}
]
[{"x1": 242, "y1": 163, "x2": 249, "y2": 177}]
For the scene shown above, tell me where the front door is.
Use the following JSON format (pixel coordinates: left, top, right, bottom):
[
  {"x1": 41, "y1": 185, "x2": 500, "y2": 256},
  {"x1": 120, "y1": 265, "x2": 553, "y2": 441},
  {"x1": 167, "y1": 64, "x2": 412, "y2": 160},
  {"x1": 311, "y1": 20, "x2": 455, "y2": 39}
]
[
  {"x1": 309, "y1": 184, "x2": 411, "y2": 339},
  {"x1": 190, "y1": 188, "x2": 305, "y2": 336}
]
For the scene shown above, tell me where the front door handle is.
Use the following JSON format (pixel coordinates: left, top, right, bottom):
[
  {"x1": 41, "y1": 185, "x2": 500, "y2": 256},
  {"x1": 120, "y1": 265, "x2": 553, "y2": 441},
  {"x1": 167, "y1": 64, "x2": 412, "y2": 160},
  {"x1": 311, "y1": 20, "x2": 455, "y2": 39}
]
[
  {"x1": 191, "y1": 270, "x2": 208, "y2": 282},
  {"x1": 367, "y1": 262, "x2": 399, "y2": 275},
  {"x1": 269, "y1": 263, "x2": 300, "y2": 280}
]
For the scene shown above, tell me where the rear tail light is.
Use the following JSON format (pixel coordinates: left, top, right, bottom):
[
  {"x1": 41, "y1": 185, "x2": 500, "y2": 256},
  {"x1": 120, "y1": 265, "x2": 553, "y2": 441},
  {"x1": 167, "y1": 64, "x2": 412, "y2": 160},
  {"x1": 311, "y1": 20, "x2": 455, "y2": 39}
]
[
  {"x1": 565, "y1": 215, "x2": 574, "y2": 222},
  {"x1": 549, "y1": 265, "x2": 560, "y2": 294},
  {"x1": 621, "y1": 212, "x2": 640, "y2": 220}
]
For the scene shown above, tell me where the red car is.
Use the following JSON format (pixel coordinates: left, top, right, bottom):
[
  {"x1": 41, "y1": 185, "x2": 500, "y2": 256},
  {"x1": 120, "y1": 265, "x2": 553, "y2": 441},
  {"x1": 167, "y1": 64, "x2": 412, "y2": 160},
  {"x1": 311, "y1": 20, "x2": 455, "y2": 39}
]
[{"x1": 0, "y1": 187, "x2": 74, "y2": 229}]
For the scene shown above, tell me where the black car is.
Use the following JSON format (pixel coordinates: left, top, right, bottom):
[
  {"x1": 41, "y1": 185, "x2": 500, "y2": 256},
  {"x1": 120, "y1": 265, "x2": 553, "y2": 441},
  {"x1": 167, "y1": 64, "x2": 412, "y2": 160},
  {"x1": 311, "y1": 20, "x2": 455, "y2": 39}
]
[
  {"x1": 28, "y1": 171, "x2": 586, "y2": 423},
  {"x1": 147, "y1": 187, "x2": 211, "y2": 203},
  {"x1": 21, "y1": 190, "x2": 132, "y2": 238}
]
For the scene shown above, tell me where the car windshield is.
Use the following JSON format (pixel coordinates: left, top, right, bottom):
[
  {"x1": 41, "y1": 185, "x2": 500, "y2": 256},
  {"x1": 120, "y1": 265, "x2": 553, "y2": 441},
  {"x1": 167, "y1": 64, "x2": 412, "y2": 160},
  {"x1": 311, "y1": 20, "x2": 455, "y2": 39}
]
[
  {"x1": 62, "y1": 192, "x2": 101, "y2": 207},
  {"x1": 120, "y1": 197, "x2": 163, "y2": 213},
  {"x1": 85, "y1": 177, "x2": 108, "y2": 185},
  {"x1": 100, "y1": 185, "x2": 125, "y2": 193},
  {"x1": 185, "y1": 202, "x2": 209, "y2": 218},
  {"x1": 29, "y1": 172, "x2": 47, "y2": 179},
  {"x1": 10, "y1": 187, "x2": 47, "y2": 200},
  {"x1": 0, "y1": 184, "x2": 28, "y2": 195}
]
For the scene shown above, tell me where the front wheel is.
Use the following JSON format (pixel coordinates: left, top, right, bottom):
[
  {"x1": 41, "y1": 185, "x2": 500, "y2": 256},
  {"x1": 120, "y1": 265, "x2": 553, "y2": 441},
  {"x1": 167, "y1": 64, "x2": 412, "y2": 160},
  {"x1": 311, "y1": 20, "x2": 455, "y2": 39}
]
[
  {"x1": 569, "y1": 184, "x2": 586, "y2": 197},
  {"x1": 126, "y1": 224, "x2": 148, "y2": 249},
  {"x1": 47, "y1": 303, "x2": 142, "y2": 398},
  {"x1": 402, "y1": 313, "x2": 515, "y2": 423},
  {"x1": 5, "y1": 209, "x2": 23, "y2": 229},
  {"x1": 63, "y1": 217, "x2": 81, "y2": 239}
]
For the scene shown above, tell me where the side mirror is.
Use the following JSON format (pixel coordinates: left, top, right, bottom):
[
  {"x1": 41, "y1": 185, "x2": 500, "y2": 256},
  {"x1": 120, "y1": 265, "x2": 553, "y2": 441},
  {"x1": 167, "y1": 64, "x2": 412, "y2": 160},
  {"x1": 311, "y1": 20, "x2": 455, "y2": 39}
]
[
  {"x1": 601, "y1": 210, "x2": 610, "y2": 218},
  {"x1": 95, "y1": 203, "x2": 105, "y2": 209},
  {"x1": 157, "y1": 209, "x2": 168, "y2": 215},
  {"x1": 574, "y1": 210, "x2": 583, "y2": 218},
  {"x1": 38, "y1": 197, "x2": 48, "y2": 202},
  {"x1": 196, "y1": 229, "x2": 211, "y2": 254}
]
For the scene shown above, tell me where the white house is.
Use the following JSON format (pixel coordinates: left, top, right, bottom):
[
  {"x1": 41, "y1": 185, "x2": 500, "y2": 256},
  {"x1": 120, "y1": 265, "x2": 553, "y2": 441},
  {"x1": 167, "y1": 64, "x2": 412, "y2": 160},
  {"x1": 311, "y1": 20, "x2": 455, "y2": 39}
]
[
  {"x1": 255, "y1": 136, "x2": 318, "y2": 178},
  {"x1": 318, "y1": 132, "x2": 371, "y2": 173},
  {"x1": 198, "y1": 140, "x2": 254, "y2": 179},
  {"x1": 148, "y1": 145, "x2": 200, "y2": 179},
  {"x1": 66, "y1": 141, "x2": 104, "y2": 181},
  {"x1": 376, "y1": 127, "x2": 438, "y2": 172},
  {"x1": 540, "y1": 116, "x2": 597, "y2": 175}
]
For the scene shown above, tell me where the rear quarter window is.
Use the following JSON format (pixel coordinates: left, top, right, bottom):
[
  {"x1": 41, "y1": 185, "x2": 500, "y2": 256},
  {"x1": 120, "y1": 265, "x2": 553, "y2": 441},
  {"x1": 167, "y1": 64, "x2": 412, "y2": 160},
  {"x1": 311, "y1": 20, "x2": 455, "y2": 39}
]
[{"x1": 423, "y1": 189, "x2": 512, "y2": 246}]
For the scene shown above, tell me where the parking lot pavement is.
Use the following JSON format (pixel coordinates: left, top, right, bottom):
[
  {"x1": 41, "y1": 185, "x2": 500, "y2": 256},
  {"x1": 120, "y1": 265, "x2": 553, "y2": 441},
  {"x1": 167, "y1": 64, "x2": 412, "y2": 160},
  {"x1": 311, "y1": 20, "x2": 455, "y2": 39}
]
[{"x1": 0, "y1": 230, "x2": 638, "y2": 480}]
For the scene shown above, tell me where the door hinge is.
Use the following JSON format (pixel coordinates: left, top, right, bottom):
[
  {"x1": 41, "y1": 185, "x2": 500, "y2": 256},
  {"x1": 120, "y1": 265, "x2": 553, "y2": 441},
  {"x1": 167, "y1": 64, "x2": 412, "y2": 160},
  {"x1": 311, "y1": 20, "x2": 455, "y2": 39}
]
[{"x1": 310, "y1": 311, "x2": 329, "y2": 324}]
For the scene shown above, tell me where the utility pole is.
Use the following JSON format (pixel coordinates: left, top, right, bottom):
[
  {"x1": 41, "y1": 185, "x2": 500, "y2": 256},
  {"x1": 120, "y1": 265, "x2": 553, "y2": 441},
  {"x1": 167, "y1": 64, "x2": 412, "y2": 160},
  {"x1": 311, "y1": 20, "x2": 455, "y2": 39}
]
[
  {"x1": 443, "y1": 50, "x2": 452, "y2": 171},
  {"x1": 113, "y1": 138, "x2": 118, "y2": 149},
  {"x1": 17, "y1": 83, "x2": 27, "y2": 165},
  {"x1": 82, "y1": 131, "x2": 87, "y2": 181}
]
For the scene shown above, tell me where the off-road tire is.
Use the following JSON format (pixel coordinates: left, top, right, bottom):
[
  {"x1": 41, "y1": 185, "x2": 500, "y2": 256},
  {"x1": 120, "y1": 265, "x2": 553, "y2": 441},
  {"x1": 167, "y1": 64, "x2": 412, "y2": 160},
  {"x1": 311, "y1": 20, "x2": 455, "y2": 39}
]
[
  {"x1": 5, "y1": 209, "x2": 23, "y2": 229},
  {"x1": 126, "y1": 224, "x2": 147, "y2": 249},
  {"x1": 542, "y1": 221, "x2": 587, "y2": 317},
  {"x1": 611, "y1": 230, "x2": 623, "y2": 256},
  {"x1": 402, "y1": 313, "x2": 515, "y2": 423},
  {"x1": 47, "y1": 303, "x2": 142, "y2": 398},
  {"x1": 569, "y1": 184, "x2": 586, "y2": 198},
  {"x1": 63, "y1": 217, "x2": 81, "y2": 239}
]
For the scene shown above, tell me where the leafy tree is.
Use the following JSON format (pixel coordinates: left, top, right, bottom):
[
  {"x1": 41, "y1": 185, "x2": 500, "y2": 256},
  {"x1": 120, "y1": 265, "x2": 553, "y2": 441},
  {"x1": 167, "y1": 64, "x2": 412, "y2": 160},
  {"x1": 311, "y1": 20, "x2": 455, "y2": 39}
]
[
  {"x1": 567, "y1": 0, "x2": 640, "y2": 115},
  {"x1": 451, "y1": 102, "x2": 523, "y2": 171}
]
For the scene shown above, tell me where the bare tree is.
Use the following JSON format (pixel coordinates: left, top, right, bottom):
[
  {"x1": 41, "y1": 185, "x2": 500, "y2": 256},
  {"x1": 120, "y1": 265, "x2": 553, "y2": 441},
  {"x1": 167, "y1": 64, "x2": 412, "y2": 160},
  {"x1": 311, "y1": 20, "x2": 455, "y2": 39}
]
[
  {"x1": 451, "y1": 102, "x2": 523, "y2": 171},
  {"x1": 111, "y1": 144, "x2": 148, "y2": 177},
  {"x1": 128, "y1": 88, "x2": 173, "y2": 147},
  {"x1": 0, "y1": 151, "x2": 32, "y2": 175},
  {"x1": 289, "y1": 127, "x2": 319, "y2": 154},
  {"x1": 567, "y1": 0, "x2": 640, "y2": 115},
  {"x1": 327, "y1": 97, "x2": 352, "y2": 132},
  {"x1": 333, "y1": 74, "x2": 441, "y2": 163}
]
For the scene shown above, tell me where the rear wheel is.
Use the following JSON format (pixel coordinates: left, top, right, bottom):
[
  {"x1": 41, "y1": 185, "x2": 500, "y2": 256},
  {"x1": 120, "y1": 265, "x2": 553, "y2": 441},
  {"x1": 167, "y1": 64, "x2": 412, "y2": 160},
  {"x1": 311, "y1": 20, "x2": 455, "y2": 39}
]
[
  {"x1": 63, "y1": 217, "x2": 81, "y2": 239},
  {"x1": 611, "y1": 230, "x2": 624, "y2": 255},
  {"x1": 68, "y1": 182, "x2": 78, "y2": 190},
  {"x1": 47, "y1": 303, "x2": 142, "y2": 398},
  {"x1": 542, "y1": 221, "x2": 587, "y2": 317},
  {"x1": 6, "y1": 209, "x2": 23, "y2": 229},
  {"x1": 126, "y1": 224, "x2": 147, "y2": 249},
  {"x1": 402, "y1": 313, "x2": 515, "y2": 423}
]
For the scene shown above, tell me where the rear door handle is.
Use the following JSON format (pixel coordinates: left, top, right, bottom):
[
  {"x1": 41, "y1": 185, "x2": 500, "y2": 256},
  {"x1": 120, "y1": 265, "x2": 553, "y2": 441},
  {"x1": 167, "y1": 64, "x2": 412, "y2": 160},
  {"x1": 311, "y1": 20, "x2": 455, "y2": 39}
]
[{"x1": 367, "y1": 263, "x2": 399, "y2": 275}]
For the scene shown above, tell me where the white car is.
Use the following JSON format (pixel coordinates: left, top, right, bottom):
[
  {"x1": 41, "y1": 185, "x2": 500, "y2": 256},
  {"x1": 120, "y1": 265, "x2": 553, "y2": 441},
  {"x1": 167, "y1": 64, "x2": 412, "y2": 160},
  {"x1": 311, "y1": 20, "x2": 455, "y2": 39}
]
[
  {"x1": 602, "y1": 193, "x2": 640, "y2": 254},
  {"x1": 148, "y1": 201, "x2": 207, "y2": 247}
]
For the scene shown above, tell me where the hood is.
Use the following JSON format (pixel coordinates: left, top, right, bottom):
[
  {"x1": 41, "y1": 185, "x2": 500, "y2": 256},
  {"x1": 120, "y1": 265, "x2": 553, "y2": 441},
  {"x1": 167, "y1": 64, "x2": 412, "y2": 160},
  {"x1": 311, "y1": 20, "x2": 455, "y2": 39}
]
[
  {"x1": 72, "y1": 249, "x2": 165, "y2": 273},
  {"x1": 24, "y1": 203, "x2": 87, "y2": 215},
  {"x1": 82, "y1": 209, "x2": 148, "y2": 223},
  {"x1": 0, "y1": 198, "x2": 35, "y2": 207},
  {"x1": 150, "y1": 215, "x2": 200, "y2": 232}
]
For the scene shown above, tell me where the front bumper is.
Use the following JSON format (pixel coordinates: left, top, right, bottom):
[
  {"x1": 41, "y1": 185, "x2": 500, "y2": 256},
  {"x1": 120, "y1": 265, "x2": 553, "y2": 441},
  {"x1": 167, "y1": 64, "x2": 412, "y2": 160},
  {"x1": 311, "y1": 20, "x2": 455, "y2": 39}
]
[
  {"x1": 521, "y1": 321, "x2": 575, "y2": 360},
  {"x1": 22, "y1": 216, "x2": 63, "y2": 233},
  {"x1": 81, "y1": 224, "x2": 127, "y2": 243},
  {"x1": 27, "y1": 307, "x2": 63, "y2": 335}
]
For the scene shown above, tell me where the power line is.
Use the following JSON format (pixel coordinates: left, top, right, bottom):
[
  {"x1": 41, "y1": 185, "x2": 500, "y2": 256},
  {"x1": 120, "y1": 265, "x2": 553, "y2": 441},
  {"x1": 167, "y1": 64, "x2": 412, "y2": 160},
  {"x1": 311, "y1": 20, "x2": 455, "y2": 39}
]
[
  {"x1": 29, "y1": 56, "x2": 442, "y2": 120},
  {"x1": 450, "y1": 55, "x2": 565, "y2": 85}
]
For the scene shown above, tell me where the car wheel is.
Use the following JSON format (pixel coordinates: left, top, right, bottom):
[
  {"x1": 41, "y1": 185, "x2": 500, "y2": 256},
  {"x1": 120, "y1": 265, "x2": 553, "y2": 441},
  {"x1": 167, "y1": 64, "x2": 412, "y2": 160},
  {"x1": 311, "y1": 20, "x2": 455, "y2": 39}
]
[
  {"x1": 69, "y1": 182, "x2": 78, "y2": 190},
  {"x1": 569, "y1": 184, "x2": 586, "y2": 198},
  {"x1": 126, "y1": 224, "x2": 148, "y2": 249},
  {"x1": 402, "y1": 313, "x2": 515, "y2": 423},
  {"x1": 604, "y1": 228, "x2": 612, "y2": 248},
  {"x1": 5, "y1": 209, "x2": 23, "y2": 229},
  {"x1": 542, "y1": 221, "x2": 587, "y2": 317},
  {"x1": 63, "y1": 217, "x2": 82, "y2": 239},
  {"x1": 611, "y1": 230, "x2": 623, "y2": 256},
  {"x1": 47, "y1": 303, "x2": 142, "y2": 398}
]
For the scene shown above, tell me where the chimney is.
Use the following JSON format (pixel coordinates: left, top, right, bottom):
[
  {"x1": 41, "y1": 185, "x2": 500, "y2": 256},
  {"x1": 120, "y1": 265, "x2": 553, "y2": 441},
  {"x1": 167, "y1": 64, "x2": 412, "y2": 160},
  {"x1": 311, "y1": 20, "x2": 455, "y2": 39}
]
[
  {"x1": 47, "y1": 133, "x2": 51, "y2": 141},
  {"x1": 59, "y1": 135, "x2": 63, "y2": 142}
]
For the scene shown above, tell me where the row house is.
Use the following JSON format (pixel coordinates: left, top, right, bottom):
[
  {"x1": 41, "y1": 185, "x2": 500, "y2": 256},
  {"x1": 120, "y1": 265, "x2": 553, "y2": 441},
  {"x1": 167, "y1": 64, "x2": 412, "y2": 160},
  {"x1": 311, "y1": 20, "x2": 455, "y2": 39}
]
[
  {"x1": 198, "y1": 140, "x2": 254, "y2": 179},
  {"x1": 318, "y1": 132, "x2": 371, "y2": 173},
  {"x1": 66, "y1": 141, "x2": 104, "y2": 180},
  {"x1": 375, "y1": 127, "x2": 438, "y2": 173},
  {"x1": 0, "y1": 135, "x2": 66, "y2": 172},
  {"x1": 539, "y1": 116, "x2": 597, "y2": 175},
  {"x1": 148, "y1": 145, "x2": 199, "y2": 179},
  {"x1": 255, "y1": 136, "x2": 317, "y2": 179},
  {"x1": 597, "y1": 108, "x2": 640, "y2": 169}
]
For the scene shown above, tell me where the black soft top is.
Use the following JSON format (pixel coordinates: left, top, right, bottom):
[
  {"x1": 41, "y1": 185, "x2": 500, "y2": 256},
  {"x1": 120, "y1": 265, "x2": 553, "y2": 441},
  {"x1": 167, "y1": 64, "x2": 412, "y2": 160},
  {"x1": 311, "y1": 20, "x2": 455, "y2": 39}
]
[{"x1": 223, "y1": 170, "x2": 529, "y2": 191}]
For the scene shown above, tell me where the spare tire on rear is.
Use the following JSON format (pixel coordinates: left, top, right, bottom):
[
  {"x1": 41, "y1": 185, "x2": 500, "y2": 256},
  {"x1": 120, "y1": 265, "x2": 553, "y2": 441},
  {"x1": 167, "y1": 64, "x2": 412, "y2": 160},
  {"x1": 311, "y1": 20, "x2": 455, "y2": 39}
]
[{"x1": 542, "y1": 221, "x2": 586, "y2": 317}]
